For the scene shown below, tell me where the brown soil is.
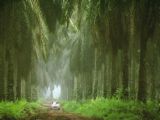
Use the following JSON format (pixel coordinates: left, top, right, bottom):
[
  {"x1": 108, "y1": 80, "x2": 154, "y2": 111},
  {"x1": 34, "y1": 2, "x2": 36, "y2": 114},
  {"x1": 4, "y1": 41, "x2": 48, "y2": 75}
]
[
  {"x1": 26, "y1": 103, "x2": 100, "y2": 120},
  {"x1": 28, "y1": 110, "x2": 99, "y2": 120}
]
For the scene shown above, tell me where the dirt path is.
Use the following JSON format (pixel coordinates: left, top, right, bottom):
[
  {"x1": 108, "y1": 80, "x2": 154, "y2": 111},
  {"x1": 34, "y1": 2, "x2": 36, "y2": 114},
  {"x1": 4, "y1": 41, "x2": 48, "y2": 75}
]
[
  {"x1": 29, "y1": 110, "x2": 97, "y2": 120},
  {"x1": 27, "y1": 103, "x2": 99, "y2": 120}
]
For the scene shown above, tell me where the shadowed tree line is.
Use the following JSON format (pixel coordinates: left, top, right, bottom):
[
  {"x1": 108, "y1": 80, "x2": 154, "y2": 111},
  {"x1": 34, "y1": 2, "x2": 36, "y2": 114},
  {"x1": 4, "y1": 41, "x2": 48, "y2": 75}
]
[{"x1": 0, "y1": 0, "x2": 160, "y2": 103}]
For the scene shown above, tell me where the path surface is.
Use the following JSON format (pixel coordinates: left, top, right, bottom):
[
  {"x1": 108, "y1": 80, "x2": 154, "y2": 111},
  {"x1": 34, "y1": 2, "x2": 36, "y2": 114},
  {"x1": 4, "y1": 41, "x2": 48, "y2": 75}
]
[
  {"x1": 28, "y1": 103, "x2": 99, "y2": 120},
  {"x1": 29, "y1": 110, "x2": 95, "y2": 120}
]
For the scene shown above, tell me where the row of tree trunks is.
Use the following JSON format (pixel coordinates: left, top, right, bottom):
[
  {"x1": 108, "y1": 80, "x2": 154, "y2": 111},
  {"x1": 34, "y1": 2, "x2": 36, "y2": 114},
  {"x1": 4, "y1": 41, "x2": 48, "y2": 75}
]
[
  {"x1": 62, "y1": 0, "x2": 160, "y2": 102},
  {"x1": 0, "y1": 0, "x2": 46, "y2": 101}
]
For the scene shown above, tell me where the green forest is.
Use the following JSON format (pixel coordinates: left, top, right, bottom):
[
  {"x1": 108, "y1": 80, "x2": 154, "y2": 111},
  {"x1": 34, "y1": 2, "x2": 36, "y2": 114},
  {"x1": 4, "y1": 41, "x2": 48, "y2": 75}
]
[{"x1": 0, "y1": 0, "x2": 160, "y2": 120}]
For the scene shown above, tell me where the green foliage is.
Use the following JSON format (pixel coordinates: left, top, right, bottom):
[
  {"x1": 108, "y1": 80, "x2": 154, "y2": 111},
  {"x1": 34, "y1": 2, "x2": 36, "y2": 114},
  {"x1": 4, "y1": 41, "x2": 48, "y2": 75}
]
[
  {"x1": 0, "y1": 100, "x2": 40, "y2": 119},
  {"x1": 62, "y1": 101, "x2": 81, "y2": 112},
  {"x1": 62, "y1": 98, "x2": 160, "y2": 120},
  {"x1": 114, "y1": 88, "x2": 124, "y2": 99}
]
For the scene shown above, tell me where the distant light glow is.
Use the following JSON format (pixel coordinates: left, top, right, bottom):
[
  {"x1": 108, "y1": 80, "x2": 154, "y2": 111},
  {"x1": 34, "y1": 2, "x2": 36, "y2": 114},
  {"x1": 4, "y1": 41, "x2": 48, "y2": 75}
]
[
  {"x1": 45, "y1": 87, "x2": 51, "y2": 98},
  {"x1": 44, "y1": 85, "x2": 61, "y2": 99},
  {"x1": 53, "y1": 85, "x2": 61, "y2": 99}
]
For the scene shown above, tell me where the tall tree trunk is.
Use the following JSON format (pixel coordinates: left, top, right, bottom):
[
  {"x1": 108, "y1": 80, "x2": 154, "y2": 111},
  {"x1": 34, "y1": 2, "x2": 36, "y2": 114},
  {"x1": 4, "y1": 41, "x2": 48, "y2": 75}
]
[
  {"x1": 137, "y1": 39, "x2": 147, "y2": 102},
  {"x1": 121, "y1": 14, "x2": 130, "y2": 99},
  {"x1": 7, "y1": 50, "x2": 14, "y2": 101},
  {"x1": 122, "y1": 46, "x2": 129, "y2": 99},
  {"x1": 0, "y1": 0, "x2": 6, "y2": 101},
  {"x1": 86, "y1": 72, "x2": 92, "y2": 99},
  {"x1": 77, "y1": 74, "x2": 83, "y2": 100},
  {"x1": 103, "y1": 59, "x2": 108, "y2": 98},
  {"x1": 16, "y1": 72, "x2": 21, "y2": 99},
  {"x1": 25, "y1": 72, "x2": 31, "y2": 101},
  {"x1": 92, "y1": 49, "x2": 98, "y2": 98},
  {"x1": 0, "y1": 38, "x2": 5, "y2": 100},
  {"x1": 111, "y1": 53, "x2": 117, "y2": 96}
]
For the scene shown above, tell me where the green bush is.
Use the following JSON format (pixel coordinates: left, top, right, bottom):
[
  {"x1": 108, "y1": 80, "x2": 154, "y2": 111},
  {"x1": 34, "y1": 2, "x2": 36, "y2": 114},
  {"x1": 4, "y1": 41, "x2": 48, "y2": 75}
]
[
  {"x1": 62, "y1": 98, "x2": 160, "y2": 120},
  {"x1": 0, "y1": 100, "x2": 40, "y2": 119}
]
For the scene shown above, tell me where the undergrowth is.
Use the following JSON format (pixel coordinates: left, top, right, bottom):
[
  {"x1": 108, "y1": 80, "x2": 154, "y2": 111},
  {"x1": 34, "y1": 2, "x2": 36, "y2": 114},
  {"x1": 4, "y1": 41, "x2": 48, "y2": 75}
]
[
  {"x1": 62, "y1": 98, "x2": 160, "y2": 120},
  {"x1": 0, "y1": 100, "x2": 40, "y2": 120}
]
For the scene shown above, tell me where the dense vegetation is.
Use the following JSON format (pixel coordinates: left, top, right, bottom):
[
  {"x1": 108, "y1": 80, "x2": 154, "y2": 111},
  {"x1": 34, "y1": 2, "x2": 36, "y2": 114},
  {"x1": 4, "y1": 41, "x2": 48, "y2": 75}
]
[
  {"x1": 0, "y1": 0, "x2": 160, "y2": 119},
  {"x1": 0, "y1": 100, "x2": 40, "y2": 119},
  {"x1": 63, "y1": 98, "x2": 160, "y2": 120}
]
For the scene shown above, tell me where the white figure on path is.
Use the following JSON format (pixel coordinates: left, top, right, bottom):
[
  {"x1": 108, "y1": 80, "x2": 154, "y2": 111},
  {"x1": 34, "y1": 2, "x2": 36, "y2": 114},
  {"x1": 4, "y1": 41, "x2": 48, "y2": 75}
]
[{"x1": 51, "y1": 101, "x2": 60, "y2": 110}]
